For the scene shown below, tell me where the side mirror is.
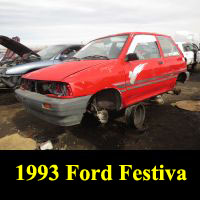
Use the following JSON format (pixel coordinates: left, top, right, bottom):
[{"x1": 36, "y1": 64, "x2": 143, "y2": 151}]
[{"x1": 125, "y1": 53, "x2": 139, "y2": 62}]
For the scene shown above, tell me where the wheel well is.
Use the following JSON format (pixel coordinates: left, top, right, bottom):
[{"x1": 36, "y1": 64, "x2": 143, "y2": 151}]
[
  {"x1": 87, "y1": 88, "x2": 122, "y2": 111},
  {"x1": 177, "y1": 72, "x2": 187, "y2": 83}
]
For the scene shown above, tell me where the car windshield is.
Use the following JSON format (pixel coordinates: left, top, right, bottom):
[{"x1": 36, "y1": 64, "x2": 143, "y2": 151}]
[
  {"x1": 74, "y1": 35, "x2": 128, "y2": 60},
  {"x1": 37, "y1": 45, "x2": 66, "y2": 60}
]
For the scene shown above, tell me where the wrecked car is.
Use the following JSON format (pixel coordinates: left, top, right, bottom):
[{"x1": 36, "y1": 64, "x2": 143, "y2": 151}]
[
  {"x1": 0, "y1": 43, "x2": 83, "y2": 88},
  {"x1": 16, "y1": 32, "x2": 189, "y2": 128},
  {"x1": 176, "y1": 42, "x2": 200, "y2": 71},
  {"x1": 0, "y1": 35, "x2": 40, "y2": 67}
]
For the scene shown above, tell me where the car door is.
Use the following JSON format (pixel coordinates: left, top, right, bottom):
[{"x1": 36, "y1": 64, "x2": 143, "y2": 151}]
[
  {"x1": 156, "y1": 36, "x2": 185, "y2": 90},
  {"x1": 123, "y1": 34, "x2": 163, "y2": 106}
]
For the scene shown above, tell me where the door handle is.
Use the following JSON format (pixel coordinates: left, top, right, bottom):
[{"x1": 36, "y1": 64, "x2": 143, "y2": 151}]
[{"x1": 158, "y1": 61, "x2": 163, "y2": 65}]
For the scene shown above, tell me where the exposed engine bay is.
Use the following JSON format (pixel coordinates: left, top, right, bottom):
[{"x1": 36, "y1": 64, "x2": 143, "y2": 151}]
[
  {"x1": 0, "y1": 35, "x2": 40, "y2": 68},
  {"x1": 0, "y1": 53, "x2": 41, "y2": 68}
]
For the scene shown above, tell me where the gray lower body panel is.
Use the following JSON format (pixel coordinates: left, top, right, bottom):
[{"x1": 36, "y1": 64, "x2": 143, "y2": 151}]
[{"x1": 15, "y1": 89, "x2": 91, "y2": 126}]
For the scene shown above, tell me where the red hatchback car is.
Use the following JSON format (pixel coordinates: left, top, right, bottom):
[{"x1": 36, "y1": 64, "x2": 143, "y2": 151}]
[{"x1": 15, "y1": 32, "x2": 189, "y2": 127}]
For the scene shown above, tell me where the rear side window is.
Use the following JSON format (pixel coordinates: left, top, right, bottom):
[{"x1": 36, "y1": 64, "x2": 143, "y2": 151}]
[
  {"x1": 127, "y1": 35, "x2": 161, "y2": 60},
  {"x1": 157, "y1": 36, "x2": 180, "y2": 57}
]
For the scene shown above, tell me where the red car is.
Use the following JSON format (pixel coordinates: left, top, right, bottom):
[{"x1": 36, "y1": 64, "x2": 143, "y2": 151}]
[{"x1": 15, "y1": 32, "x2": 189, "y2": 128}]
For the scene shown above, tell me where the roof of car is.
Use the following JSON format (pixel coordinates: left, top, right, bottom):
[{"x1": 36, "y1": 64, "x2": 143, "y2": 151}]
[
  {"x1": 111, "y1": 32, "x2": 169, "y2": 36},
  {"x1": 93, "y1": 32, "x2": 171, "y2": 41}
]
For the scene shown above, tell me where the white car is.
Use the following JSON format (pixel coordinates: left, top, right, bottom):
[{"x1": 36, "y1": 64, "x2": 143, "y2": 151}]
[{"x1": 176, "y1": 42, "x2": 200, "y2": 71}]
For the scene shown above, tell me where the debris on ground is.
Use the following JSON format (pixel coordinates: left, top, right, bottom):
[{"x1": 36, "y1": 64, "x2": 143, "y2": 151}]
[
  {"x1": 54, "y1": 132, "x2": 96, "y2": 150},
  {"x1": 39, "y1": 140, "x2": 53, "y2": 150},
  {"x1": 0, "y1": 133, "x2": 36, "y2": 150},
  {"x1": 175, "y1": 100, "x2": 200, "y2": 112}
]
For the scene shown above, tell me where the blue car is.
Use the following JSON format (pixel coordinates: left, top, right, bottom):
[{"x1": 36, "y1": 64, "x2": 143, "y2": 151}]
[{"x1": 0, "y1": 36, "x2": 83, "y2": 88}]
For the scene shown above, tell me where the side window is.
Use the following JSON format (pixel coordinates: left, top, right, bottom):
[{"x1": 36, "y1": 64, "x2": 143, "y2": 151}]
[
  {"x1": 157, "y1": 36, "x2": 180, "y2": 57},
  {"x1": 127, "y1": 35, "x2": 161, "y2": 60}
]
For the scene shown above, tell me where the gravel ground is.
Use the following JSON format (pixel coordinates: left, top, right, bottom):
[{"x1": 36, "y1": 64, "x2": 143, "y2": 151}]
[{"x1": 0, "y1": 69, "x2": 200, "y2": 150}]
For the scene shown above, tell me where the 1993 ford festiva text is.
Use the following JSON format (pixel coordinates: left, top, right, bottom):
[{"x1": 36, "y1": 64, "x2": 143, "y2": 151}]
[{"x1": 15, "y1": 32, "x2": 189, "y2": 127}]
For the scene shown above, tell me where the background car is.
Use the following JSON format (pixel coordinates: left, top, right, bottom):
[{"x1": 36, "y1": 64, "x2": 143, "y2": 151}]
[
  {"x1": 0, "y1": 44, "x2": 83, "y2": 88},
  {"x1": 0, "y1": 35, "x2": 40, "y2": 67},
  {"x1": 176, "y1": 42, "x2": 200, "y2": 71}
]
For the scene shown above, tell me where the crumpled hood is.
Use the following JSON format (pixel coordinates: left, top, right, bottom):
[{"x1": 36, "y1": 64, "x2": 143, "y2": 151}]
[
  {"x1": 23, "y1": 60, "x2": 116, "y2": 81},
  {"x1": 0, "y1": 35, "x2": 39, "y2": 57},
  {"x1": 6, "y1": 60, "x2": 55, "y2": 75}
]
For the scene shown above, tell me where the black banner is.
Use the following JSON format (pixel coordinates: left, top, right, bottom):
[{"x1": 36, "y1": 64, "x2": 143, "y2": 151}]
[{"x1": 0, "y1": 150, "x2": 199, "y2": 185}]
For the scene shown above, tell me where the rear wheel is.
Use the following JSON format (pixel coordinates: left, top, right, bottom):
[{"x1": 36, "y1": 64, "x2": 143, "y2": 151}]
[{"x1": 125, "y1": 103, "x2": 146, "y2": 130}]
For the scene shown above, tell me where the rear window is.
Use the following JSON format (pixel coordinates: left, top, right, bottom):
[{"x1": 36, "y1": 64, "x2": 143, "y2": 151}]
[{"x1": 157, "y1": 36, "x2": 180, "y2": 57}]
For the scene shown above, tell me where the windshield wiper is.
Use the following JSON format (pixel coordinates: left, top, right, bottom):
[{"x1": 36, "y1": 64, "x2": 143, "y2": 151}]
[{"x1": 82, "y1": 55, "x2": 110, "y2": 60}]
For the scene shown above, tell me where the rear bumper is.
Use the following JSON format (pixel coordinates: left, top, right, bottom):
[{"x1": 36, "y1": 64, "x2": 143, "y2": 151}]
[{"x1": 15, "y1": 89, "x2": 91, "y2": 126}]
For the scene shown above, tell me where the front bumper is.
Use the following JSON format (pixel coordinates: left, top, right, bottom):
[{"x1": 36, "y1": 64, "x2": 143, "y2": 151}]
[{"x1": 15, "y1": 89, "x2": 91, "y2": 126}]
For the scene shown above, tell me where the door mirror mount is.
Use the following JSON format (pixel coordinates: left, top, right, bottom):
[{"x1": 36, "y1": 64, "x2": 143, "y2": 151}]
[{"x1": 125, "y1": 53, "x2": 139, "y2": 62}]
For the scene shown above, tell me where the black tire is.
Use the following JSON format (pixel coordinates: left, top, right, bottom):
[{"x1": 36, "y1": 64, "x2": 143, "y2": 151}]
[
  {"x1": 80, "y1": 112, "x2": 100, "y2": 128},
  {"x1": 125, "y1": 103, "x2": 146, "y2": 129}
]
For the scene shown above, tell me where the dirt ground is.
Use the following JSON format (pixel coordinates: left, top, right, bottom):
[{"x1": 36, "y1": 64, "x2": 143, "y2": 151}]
[{"x1": 0, "y1": 69, "x2": 200, "y2": 150}]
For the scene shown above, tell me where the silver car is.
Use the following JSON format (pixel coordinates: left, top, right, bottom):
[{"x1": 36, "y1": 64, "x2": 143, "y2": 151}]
[{"x1": 0, "y1": 44, "x2": 83, "y2": 88}]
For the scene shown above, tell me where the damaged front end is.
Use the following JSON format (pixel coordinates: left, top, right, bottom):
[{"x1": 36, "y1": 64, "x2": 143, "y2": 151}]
[
  {"x1": 20, "y1": 79, "x2": 73, "y2": 98},
  {"x1": 0, "y1": 35, "x2": 40, "y2": 68},
  {"x1": 0, "y1": 67, "x2": 21, "y2": 89},
  {"x1": 0, "y1": 54, "x2": 40, "y2": 68}
]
